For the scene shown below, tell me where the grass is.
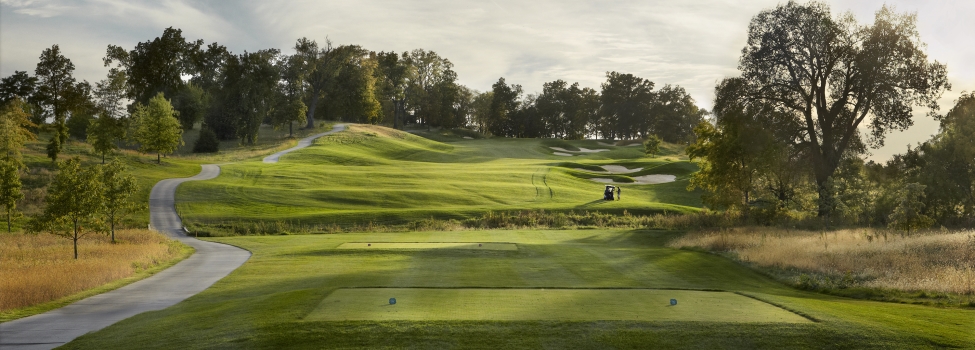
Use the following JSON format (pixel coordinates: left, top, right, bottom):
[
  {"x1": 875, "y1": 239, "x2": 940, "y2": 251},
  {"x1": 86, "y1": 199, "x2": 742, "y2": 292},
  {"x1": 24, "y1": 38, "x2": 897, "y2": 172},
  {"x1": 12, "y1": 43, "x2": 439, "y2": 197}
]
[
  {"x1": 0, "y1": 229, "x2": 193, "y2": 321},
  {"x1": 309, "y1": 288, "x2": 811, "y2": 323},
  {"x1": 176, "y1": 124, "x2": 703, "y2": 230},
  {"x1": 335, "y1": 242, "x2": 518, "y2": 250},
  {"x1": 670, "y1": 227, "x2": 975, "y2": 307},
  {"x1": 63, "y1": 229, "x2": 975, "y2": 349}
]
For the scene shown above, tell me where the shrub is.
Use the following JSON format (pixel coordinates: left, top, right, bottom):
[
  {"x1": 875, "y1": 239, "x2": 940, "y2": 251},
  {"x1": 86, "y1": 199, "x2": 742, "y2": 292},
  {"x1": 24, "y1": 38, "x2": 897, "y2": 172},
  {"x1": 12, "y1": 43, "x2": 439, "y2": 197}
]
[{"x1": 193, "y1": 128, "x2": 220, "y2": 153}]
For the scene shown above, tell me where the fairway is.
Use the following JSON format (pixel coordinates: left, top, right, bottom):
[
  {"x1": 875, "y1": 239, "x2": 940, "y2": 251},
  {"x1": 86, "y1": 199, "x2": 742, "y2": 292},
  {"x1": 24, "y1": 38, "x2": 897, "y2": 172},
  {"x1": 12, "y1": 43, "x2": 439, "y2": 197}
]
[
  {"x1": 176, "y1": 125, "x2": 703, "y2": 229},
  {"x1": 336, "y1": 242, "x2": 518, "y2": 250},
  {"x1": 308, "y1": 288, "x2": 811, "y2": 323}
]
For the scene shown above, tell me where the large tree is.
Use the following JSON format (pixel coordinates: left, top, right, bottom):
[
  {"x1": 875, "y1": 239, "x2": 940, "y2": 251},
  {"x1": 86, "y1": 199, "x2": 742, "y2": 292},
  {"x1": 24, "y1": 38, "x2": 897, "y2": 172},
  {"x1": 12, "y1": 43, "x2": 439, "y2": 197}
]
[
  {"x1": 598, "y1": 71, "x2": 655, "y2": 140},
  {"x1": 738, "y1": 1, "x2": 949, "y2": 216},
  {"x1": 0, "y1": 98, "x2": 37, "y2": 165},
  {"x1": 130, "y1": 93, "x2": 183, "y2": 163},
  {"x1": 293, "y1": 37, "x2": 338, "y2": 129},
  {"x1": 324, "y1": 46, "x2": 381, "y2": 124},
  {"x1": 104, "y1": 27, "x2": 201, "y2": 105},
  {"x1": 486, "y1": 77, "x2": 522, "y2": 137},
  {"x1": 35, "y1": 45, "x2": 78, "y2": 160},
  {"x1": 402, "y1": 49, "x2": 460, "y2": 128},
  {"x1": 270, "y1": 54, "x2": 308, "y2": 137}
]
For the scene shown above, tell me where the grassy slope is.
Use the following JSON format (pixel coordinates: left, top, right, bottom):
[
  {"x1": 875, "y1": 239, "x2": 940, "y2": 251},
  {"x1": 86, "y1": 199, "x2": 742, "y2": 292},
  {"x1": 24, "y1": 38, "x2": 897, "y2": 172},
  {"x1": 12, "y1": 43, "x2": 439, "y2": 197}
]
[
  {"x1": 176, "y1": 125, "x2": 703, "y2": 228},
  {"x1": 64, "y1": 229, "x2": 975, "y2": 349},
  {"x1": 12, "y1": 122, "x2": 335, "y2": 230}
]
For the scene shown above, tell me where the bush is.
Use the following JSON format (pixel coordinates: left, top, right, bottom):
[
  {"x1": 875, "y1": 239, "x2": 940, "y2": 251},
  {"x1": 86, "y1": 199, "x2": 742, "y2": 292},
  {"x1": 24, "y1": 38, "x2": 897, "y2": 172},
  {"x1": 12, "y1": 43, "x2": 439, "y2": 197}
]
[{"x1": 193, "y1": 128, "x2": 220, "y2": 153}]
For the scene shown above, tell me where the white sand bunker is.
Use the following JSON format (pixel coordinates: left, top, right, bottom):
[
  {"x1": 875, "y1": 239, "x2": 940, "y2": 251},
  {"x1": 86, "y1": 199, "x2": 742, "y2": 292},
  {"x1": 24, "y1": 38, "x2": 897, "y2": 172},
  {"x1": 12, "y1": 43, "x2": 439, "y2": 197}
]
[
  {"x1": 550, "y1": 147, "x2": 610, "y2": 153},
  {"x1": 463, "y1": 136, "x2": 473, "y2": 139},
  {"x1": 591, "y1": 175, "x2": 676, "y2": 185},
  {"x1": 553, "y1": 152, "x2": 574, "y2": 157},
  {"x1": 572, "y1": 165, "x2": 643, "y2": 174}
]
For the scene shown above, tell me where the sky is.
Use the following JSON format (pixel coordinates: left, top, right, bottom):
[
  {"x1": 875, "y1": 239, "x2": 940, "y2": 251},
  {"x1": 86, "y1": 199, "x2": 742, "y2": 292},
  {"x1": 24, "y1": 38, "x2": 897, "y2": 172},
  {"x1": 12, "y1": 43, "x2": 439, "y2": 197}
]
[{"x1": 2, "y1": 0, "x2": 973, "y2": 162}]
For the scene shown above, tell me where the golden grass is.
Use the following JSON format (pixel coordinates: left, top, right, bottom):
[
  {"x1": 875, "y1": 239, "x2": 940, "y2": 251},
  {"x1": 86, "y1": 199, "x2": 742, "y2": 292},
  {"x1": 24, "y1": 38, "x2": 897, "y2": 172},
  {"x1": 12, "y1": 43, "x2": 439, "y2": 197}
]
[
  {"x1": 670, "y1": 228, "x2": 975, "y2": 294},
  {"x1": 0, "y1": 229, "x2": 190, "y2": 312}
]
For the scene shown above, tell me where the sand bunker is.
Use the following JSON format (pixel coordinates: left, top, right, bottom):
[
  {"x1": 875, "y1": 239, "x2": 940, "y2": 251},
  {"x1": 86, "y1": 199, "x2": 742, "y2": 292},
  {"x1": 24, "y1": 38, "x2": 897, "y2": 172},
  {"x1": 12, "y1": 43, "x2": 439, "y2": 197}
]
[
  {"x1": 550, "y1": 147, "x2": 610, "y2": 153},
  {"x1": 463, "y1": 136, "x2": 473, "y2": 139},
  {"x1": 591, "y1": 174, "x2": 676, "y2": 185},
  {"x1": 553, "y1": 152, "x2": 574, "y2": 157},
  {"x1": 572, "y1": 165, "x2": 644, "y2": 174},
  {"x1": 600, "y1": 165, "x2": 643, "y2": 174}
]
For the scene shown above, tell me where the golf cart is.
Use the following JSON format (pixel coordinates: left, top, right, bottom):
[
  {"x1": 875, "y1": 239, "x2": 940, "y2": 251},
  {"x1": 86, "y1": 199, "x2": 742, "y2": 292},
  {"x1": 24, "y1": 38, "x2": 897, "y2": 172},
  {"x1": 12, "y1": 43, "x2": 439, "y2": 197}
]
[{"x1": 603, "y1": 185, "x2": 616, "y2": 200}]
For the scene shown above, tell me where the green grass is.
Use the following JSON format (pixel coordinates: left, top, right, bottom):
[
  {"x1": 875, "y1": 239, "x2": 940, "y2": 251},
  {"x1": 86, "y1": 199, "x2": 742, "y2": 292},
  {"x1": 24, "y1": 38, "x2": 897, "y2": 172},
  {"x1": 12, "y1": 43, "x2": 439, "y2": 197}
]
[
  {"x1": 336, "y1": 242, "x2": 518, "y2": 250},
  {"x1": 176, "y1": 124, "x2": 703, "y2": 230},
  {"x1": 308, "y1": 288, "x2": 811, "y2": 323},
  {"x1": 63, "y1": 229, "x2": 975, "y2": 349}
]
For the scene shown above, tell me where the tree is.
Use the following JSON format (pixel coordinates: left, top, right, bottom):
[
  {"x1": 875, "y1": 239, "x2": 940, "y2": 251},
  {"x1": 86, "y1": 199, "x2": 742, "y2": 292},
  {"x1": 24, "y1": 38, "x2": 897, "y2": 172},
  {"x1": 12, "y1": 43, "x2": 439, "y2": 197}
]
[
  {"x1": 0, "y1": 160, "x2": 22, "y2": 232},
  {"x1": 487, "y1": 77, "x2": 522, "y2": 137},
  {"x1": 87, "y1": 112, "x2": 123, "y2": 163},
  {"x1": 35, "y1": 45, "x2": 78, "y2": 160},
  {"x1": 0, "y1": 97, "x2": 37, "y2": 164},
  {"x1": 293, "y1": 37, "x2": 338, "y2": 129},
  {"x1": 271, "y1": 54, "x2": 308, "y2": 137},
  {"x1": 888, "y1": 183, "x2": 934, "y2": 233},
  {"x1": 104, "y1": 27, "x2": 201, "y2": 105},
  {"x1": 100, "y1": 159, "x2": 137, "y2": 243},
  {"x1": 908, "y1": 92, "x2": 975, "y2": 221},
  {"x1": 172, "y1": 83, "x2": 206, "y2": 130},
  {"x1": 599, "y1": 72, "x2": 655, "y2": 140},
  {"x1": 131, "y1": 93, "x2": 183, "y2": 163},
  {"x1": 0, "y1": 71, "x2": 38, "y2": 105},
  {"x1": 193, "y1": 128, "x2": 220, "y2": 153},
  {"x1": 402, "y1": 49, "x2": 460, "y2": 127},
  {"x1": 372, "y1": 51, "x2": 409, "y2": 128},
  {"x1": 651, "y1": 85, "x2": 707, "y2": 143},
  {"x1": 644, "y1": 135, "x2": 662, "y2": 158},
  {"x1": 208, "y1": 49, "x2": 282, "y2": 144},
  {"x1": 29, "y1": 158, "x2": 104, "y2": 259},
  {"x1": 738, "y1": 2, "x2": 949, "y2": 216},
  {"x1": 325, "y1": 46, "x2": 381, "y2": 124}
]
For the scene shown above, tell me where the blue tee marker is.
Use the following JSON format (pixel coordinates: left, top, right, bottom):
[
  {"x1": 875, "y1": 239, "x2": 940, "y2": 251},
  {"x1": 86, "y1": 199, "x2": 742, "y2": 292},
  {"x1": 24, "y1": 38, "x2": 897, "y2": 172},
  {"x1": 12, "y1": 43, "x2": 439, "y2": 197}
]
[
  {"x1": 389, "y1": 298, "x2": 396, "y2": 305},
  {"x1": 670, "y1": 299, "x2": 677, "y2": 306}
]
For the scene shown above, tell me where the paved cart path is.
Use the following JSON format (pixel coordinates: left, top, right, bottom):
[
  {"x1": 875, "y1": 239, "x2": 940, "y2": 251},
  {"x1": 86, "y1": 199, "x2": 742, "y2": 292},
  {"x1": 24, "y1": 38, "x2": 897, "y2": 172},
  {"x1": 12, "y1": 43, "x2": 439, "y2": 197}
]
[
  {"x1": 0, "y1": 165, "x2": 250, "y2": 350},
  {"x1": 263, "y1": 124, "x2": 346, "y2": 163},
  {"x1": 1, "y1": 124, "x2": 349, "y2": 349}
]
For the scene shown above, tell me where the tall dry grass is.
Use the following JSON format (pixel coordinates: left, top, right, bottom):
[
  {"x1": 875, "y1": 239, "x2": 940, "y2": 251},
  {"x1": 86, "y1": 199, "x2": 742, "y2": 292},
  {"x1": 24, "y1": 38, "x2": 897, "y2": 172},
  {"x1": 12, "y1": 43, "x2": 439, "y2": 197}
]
[
  {"x1": 0, "y1": 229, "x2": 190, "y2": 312},
  {"x1": 670, "y1": 228, "x2": 975, "y2": 295}
]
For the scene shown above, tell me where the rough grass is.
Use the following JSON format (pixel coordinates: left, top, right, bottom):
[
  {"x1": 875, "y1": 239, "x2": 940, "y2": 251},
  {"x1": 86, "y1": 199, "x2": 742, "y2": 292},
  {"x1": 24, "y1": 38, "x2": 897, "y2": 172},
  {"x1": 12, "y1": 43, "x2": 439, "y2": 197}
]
[
  {"x1": 64, "y1": 229, "x2": 975, "y2": 349},
  {"x1": 0, "y1": 230, "x2": 193, "y2": 317},
  {"x1": 669, "y1": 228, "x2": 975, "y2": 305},
  {"x1": 176, "y1": 124, "x2": 703, "y2": 230},
  {"x1": 309, "y1": 288, "x2": 811, "y2": 323}
]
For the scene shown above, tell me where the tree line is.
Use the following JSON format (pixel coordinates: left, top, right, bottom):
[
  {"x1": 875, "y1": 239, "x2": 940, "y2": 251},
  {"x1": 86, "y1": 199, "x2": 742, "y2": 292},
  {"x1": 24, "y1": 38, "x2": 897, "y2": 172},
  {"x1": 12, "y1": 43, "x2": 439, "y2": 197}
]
[
  {"x1": 2, "y1": 27, "x2": 707, "y2": 154},
  {"x1": 687, "y1": 1, "x2": 972, "y2": 228}
]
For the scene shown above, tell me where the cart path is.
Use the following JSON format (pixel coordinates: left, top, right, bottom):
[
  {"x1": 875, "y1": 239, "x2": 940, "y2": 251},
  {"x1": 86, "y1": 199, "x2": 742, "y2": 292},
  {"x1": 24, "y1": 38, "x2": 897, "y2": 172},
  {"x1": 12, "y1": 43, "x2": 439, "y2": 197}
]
[
  {"x1": 0, "y1": 165, "x2": 251, "y2": 350},
  {"x1": 263, "y1": 123, "x2": 347, "y2": 163},
  {"x1": 0, "y1": 124, "x2": 352, "y2": 349}
]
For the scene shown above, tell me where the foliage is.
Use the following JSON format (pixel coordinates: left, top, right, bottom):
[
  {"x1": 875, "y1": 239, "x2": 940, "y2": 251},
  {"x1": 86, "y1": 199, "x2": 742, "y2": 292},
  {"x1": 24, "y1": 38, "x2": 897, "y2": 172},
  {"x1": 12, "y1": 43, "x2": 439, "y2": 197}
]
[
  {"x1": 888, "y1": 183, "x2": 934, "y2": 233},
  {"x1": 130, "y1": 93, "x2": 184, "y2": 163},
  {"x1": 0, "y1": 97, "x2": 37, "y2": 164},
  {"x1": 103, "y1": 27, "x2": 201, "y2": 105},
  {"x1": 100, "y1": 159, "x2": 138, "y2": 242},
  {"x1": 737, "y1": 2, "x2": 949, "y2": 216},
  {"x1": 0, "y1": 159, "x2": 23, "y2": 232},
  {"x1": 643, "y1": 135, "x2": 661, "y2": 158},
  {"x1": 172, "y1": 83, "x2": 207, "y2": 130},
  {"x1": 87, "y1": 113, "x2": 124, "y2": 163},
  {"x1": 28, "y1": 158, "x2": 105, "y2": 259},
  {"x1": 192, "y1": 128, "x2": 220, "y2": 153}
]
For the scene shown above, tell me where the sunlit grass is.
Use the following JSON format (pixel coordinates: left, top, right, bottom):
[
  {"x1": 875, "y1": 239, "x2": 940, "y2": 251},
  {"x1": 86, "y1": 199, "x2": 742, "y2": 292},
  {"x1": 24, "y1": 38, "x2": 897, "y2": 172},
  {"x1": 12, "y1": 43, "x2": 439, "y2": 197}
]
[{"x1": 0, "y1": 229, "x2": 192, "y2": 319}]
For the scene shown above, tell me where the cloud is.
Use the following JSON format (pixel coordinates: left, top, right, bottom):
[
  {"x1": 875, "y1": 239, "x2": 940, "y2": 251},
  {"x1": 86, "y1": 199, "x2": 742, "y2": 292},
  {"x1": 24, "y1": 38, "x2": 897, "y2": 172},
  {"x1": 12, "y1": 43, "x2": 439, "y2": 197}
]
[{"x1": 1, "y1": 0, "x2": 971, "y2": 161}]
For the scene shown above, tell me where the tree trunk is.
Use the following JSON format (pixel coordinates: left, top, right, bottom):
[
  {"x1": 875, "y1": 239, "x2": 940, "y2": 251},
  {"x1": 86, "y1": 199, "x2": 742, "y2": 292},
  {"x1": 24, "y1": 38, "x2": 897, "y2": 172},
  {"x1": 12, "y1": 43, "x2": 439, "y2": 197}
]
[
  {"x1": 6, "y1": 210, "x2": 10, "y2": 232},
  {"x1": 305, "y1": 93, "x2": 320, "y2": 129},
  {"x1": 102, "y1": 152, "x2": 105, "y2": 164},
  {"x1": 111, "y1": 219, "x2": 115, "y2": 243},
  {"x1": 157, "y1": 152, "x2": 161, "y2": 164},
  {"x1": 289, "y1": 122, "x2": 293, "y2": 138},
  {"x1": 73, "y1": 225, "x2": 79, "y2": 259}
]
